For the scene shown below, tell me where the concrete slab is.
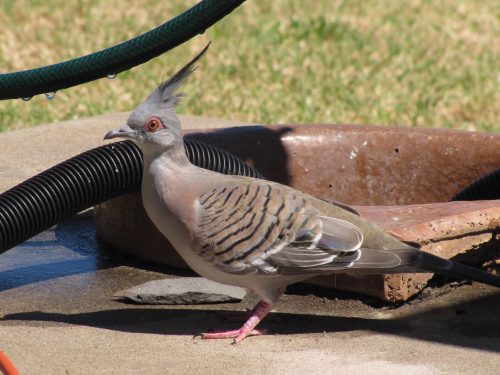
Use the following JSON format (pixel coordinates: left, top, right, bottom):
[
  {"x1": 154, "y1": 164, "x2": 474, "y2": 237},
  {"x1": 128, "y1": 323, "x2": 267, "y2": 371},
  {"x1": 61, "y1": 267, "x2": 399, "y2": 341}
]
[{"x1": 1, "y1": 115, "x2": 500, "y2": 374}]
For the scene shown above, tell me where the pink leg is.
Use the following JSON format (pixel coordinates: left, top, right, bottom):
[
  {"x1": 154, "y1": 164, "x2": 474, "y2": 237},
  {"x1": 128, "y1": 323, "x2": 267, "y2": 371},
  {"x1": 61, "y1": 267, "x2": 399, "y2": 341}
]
[
  {"x1": 218, "y1": 309, "x2": 281, "y2": 323},
  {"x1": 201, "y1": 301, "x2": 273, "y2": 343}
]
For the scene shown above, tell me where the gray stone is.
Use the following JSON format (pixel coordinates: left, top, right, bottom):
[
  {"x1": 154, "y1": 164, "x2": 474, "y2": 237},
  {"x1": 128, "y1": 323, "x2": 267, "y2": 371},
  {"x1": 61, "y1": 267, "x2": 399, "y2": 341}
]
[{"x1": 113, "y1": 277, "x2": 246, "y2": 304}]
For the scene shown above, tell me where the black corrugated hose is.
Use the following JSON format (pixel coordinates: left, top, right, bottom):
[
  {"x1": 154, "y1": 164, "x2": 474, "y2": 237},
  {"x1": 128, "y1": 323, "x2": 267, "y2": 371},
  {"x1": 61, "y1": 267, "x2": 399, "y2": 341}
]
[
  {"x1": 0, "y1": 136, "x2": 497, "y2": 254},
  {"x1": 451, "y1": 169, "x2": 500, "y2": 201},
  {"x1": 0, "y1": 140, "x2": 261, "y2": 254}
]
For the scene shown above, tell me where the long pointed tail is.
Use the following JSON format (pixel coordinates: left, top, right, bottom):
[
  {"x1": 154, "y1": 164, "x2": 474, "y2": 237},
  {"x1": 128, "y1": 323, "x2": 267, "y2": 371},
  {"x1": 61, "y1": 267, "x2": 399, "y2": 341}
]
[
  {"x1": 352, "y1": 248, "x2": 500, "y2": 288},
  {"x1": 406, "y1": 249, "x2": 500, "y2": 287}
]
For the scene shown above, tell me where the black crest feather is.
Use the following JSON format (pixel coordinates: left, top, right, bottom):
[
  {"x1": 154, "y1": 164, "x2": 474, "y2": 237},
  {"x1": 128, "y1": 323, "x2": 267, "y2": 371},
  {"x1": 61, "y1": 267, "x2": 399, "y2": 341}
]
[{"x1": 157, "y1": 42, "x2": 211, "y2": 103}]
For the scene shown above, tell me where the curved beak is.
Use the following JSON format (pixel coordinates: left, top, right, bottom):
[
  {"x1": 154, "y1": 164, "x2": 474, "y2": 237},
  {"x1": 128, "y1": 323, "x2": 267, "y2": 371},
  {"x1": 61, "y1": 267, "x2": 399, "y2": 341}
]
[{"x1": 104, "y1": 124, "x2": 135, "y2": 140}]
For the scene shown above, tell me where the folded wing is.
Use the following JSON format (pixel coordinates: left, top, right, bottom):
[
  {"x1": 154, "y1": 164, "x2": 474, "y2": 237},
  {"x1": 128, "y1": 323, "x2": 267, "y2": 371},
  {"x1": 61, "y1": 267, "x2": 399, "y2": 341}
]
[{"x1": 193, "y1": 181, "x2": 369, "y2": 275}]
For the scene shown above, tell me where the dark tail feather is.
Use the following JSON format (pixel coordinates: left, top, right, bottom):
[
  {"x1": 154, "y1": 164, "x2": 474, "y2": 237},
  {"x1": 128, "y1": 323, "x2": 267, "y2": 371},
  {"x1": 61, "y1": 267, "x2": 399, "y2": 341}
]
[
  {"x1": 409, "y1": 250, "x2": 500, "y2": 287},
  {"x1": 351, "y1": 248, "x2": 500, "y2": 288}
]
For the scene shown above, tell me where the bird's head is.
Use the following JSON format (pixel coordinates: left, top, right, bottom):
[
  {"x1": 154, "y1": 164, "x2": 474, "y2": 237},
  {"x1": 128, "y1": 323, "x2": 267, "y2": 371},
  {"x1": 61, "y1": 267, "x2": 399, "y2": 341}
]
[{"x1": 104, "y1": 43, "x2": 210, "y2": 154}]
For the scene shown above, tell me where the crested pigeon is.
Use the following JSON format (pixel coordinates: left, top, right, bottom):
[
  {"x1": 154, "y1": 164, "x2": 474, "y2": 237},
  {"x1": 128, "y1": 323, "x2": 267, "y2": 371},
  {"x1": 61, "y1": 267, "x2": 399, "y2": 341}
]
[{"x1": 104, "y1": 44, "x2": 500, "y2": 343}]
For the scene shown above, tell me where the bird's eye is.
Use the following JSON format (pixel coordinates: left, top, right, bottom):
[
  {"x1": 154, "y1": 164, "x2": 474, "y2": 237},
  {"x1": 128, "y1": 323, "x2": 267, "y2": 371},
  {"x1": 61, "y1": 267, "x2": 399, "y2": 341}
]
[{"x1": 145, "y1": 117, "x2": 163, "y2": 132}]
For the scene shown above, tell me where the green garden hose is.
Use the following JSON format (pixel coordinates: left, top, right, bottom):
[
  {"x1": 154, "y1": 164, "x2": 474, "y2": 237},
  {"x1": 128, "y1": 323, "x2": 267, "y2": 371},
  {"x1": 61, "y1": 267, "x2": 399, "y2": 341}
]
[{"x1": 0, "y1": 0, "x2": 245, "y2": 100}]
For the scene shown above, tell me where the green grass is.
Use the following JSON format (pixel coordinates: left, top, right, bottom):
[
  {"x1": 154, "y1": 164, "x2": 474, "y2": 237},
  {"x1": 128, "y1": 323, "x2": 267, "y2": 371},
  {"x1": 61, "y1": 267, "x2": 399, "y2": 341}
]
[{"x1": 0, "y1": 0, "x2": 498, "y2": 132}]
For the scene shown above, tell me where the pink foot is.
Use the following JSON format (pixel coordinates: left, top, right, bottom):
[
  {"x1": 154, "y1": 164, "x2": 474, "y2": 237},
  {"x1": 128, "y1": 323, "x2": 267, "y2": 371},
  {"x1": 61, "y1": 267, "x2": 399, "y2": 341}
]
[
  {"x1": 197, "y1": 300, "x2": 274, "y2": 343},
  {"x1": 201, "y1": 328, "x2": 267, "y2": 343}
]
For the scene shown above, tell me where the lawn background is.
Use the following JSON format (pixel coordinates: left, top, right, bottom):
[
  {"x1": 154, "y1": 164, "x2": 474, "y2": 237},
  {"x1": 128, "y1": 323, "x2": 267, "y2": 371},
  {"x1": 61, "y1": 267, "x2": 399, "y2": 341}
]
[{"x1": 0, "y1": 0, "x2": 498, "y2": 132}]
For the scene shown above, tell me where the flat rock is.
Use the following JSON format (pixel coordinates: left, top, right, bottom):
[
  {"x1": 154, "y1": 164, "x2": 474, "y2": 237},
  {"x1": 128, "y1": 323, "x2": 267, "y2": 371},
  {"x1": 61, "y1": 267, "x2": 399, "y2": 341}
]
[{"x1": 113, "y1": 277, "x2": 246, "y2": 304}]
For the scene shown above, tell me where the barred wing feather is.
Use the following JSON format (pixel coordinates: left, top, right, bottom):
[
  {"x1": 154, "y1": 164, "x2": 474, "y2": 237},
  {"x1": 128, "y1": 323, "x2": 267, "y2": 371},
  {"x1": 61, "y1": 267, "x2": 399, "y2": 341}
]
[{"x1": 193, "y1": 181, "x2": 364, "y2": 275}]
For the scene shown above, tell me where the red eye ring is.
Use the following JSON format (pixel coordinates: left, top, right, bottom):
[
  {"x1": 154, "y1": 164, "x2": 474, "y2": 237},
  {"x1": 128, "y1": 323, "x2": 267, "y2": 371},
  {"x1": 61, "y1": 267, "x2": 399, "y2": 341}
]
[{"x1": 145, "y1": 117, "x2": 163, "y2": 132}]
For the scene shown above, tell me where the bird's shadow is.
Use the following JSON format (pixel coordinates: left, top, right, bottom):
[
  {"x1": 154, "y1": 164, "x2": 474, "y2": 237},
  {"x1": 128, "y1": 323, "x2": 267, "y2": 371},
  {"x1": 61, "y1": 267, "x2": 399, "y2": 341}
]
[
  {"x1": 3, "y1": 289, "x2": 499, "y2": 353},
  {"x1": 1, "y1": 308, "x2": 385, "y2": 335}
]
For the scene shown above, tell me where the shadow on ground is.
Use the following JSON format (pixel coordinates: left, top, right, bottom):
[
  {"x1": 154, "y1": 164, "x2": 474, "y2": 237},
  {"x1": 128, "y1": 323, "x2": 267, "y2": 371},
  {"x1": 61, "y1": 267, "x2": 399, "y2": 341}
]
[{"x1": 3, "y1": 288, "x2": 499, "y2": 353}]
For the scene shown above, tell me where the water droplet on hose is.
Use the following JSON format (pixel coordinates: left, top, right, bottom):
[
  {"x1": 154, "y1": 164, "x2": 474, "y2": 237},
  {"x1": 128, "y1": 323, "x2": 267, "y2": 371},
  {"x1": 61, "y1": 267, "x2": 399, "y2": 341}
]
[
  {"x1": 45, "y1": 92, "x2": 56, "y2": 100},
  {"x1": 21, "y1": 96, "x2": 32, "y2": 101},
  {"x1": 107, "y1": 73, "x2": 117, "y2": 79}
]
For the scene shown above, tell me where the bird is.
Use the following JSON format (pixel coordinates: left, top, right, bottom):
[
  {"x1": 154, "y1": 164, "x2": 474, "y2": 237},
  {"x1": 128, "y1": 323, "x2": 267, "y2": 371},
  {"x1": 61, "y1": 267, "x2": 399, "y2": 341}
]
[{"x1": 104, "y1": 44, "x2": 500, "y2": 343}]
